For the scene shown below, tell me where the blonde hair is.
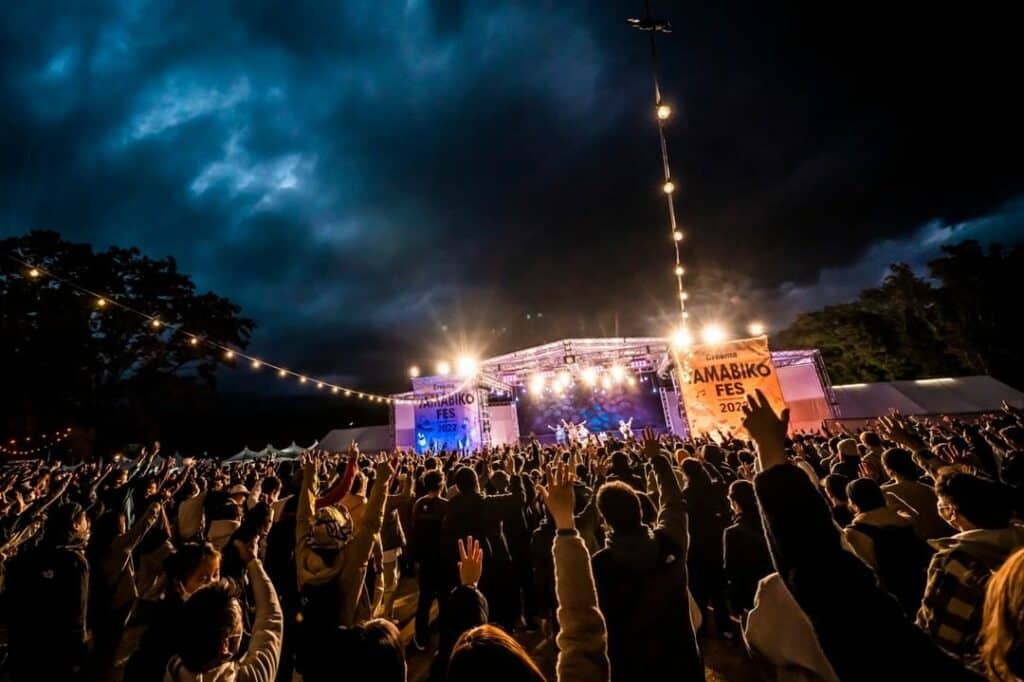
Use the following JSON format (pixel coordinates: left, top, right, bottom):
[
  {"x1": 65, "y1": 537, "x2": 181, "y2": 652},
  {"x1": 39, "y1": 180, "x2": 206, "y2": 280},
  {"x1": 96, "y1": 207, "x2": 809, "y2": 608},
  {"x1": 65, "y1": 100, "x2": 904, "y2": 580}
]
[{"x1": 981, "y1": 547, "x2": 1024, "y2": 681}]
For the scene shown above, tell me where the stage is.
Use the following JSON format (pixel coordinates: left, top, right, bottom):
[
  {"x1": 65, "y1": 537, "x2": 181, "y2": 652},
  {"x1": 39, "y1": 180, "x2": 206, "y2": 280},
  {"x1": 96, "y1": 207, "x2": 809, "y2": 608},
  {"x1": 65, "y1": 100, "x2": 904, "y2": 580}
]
[{"x1": 388, "y1": 337, "x2": 837, "y2": 452}]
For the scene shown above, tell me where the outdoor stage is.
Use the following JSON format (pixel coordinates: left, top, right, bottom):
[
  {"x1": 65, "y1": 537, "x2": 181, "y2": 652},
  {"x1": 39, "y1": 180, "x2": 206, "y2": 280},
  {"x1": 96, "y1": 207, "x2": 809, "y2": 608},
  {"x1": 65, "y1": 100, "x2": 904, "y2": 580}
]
[{"x1": 386, "y1": 337, "x2": 837, "y2": 452}]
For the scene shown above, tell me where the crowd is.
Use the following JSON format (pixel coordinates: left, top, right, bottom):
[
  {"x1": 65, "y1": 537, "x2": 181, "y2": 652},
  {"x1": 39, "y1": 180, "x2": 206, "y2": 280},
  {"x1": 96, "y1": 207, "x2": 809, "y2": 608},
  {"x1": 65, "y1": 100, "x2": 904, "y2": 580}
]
[{"x1": 1, "y1": 396, "x2": 1024, "y2": 681}]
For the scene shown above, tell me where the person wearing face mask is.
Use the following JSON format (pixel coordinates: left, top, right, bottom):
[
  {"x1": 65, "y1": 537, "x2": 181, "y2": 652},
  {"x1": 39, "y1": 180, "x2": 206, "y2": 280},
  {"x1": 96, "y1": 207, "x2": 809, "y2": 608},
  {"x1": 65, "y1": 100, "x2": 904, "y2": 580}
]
[
  {"x1": 121, "y1": 542, "x2": 222, "y2": 682},
  {"x1": 165, "y1": 536, "x2": 282, "y2": 682},
  {"x1": 917, "y1": 470, "x2": 1024, "y2": 665},
  {"x1": 6, "y1": 502, "x2": 92, "y2": 681}
]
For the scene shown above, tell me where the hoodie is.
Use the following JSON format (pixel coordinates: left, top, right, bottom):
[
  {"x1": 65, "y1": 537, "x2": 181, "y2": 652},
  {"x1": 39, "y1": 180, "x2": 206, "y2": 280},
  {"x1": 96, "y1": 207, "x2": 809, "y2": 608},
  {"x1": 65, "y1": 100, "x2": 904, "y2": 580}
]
[
  {"x1": 164, "y1": 559, "x2": 283, "y2": 682},
  {"x1": 842, "y1": 506, "x2": 916, "y2": 571},
  {"x1": 591, "y1": 454, "x2": 703, "y2": 682},
  {"x1": 917, "y1": 524, "x2": 1024, "y2": 660}
]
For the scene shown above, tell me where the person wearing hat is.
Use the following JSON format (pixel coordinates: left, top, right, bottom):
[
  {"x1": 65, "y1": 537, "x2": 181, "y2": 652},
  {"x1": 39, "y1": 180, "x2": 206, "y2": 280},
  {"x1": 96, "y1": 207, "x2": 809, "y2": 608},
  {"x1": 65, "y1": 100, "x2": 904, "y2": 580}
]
[
  {"x1": 829, "y1": 439, "x2": 862, "y2": 479},
  {"x1": 228, "y1": 484, "x2": 250, "y2": 507},
  {"x1": 292, "y1": 452, "x2": 394, "y2": 677}
]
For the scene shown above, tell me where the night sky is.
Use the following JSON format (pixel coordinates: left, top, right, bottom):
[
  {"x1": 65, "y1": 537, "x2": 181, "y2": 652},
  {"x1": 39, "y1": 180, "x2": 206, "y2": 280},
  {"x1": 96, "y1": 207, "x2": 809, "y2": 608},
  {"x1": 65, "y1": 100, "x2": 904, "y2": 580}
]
[{"x1": 2, "y1": 1, "x2": 1022, "y2": 396}]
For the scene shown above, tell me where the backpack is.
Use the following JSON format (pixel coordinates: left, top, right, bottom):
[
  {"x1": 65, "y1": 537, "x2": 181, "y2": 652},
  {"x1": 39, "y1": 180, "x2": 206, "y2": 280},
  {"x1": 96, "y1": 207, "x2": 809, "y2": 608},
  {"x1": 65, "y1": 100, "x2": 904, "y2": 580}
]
[{"x1": 851, "y1": 522, "x2": 934, "y2": 614}]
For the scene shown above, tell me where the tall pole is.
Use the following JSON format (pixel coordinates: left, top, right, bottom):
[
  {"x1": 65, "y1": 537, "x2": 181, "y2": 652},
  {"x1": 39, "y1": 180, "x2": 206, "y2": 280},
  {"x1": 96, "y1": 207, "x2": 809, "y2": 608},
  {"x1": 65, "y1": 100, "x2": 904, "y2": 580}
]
[{"x1": 629, "y1": 1, "x2": 688, "y2": 341}]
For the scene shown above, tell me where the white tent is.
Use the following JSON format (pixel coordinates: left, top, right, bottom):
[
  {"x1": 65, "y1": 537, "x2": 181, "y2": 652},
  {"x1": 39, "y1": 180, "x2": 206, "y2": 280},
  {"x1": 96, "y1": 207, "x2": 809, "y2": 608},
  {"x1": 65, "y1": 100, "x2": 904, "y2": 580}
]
[
  {"x1": 834, "y1": 375, "x2": 1024, "y2": 420},
  {"x1": 224, "y1": 446, "x2": 259, "y2": 462},
  {"x1": 319, "y1": 426, "x2": 393, "y2": 453}
]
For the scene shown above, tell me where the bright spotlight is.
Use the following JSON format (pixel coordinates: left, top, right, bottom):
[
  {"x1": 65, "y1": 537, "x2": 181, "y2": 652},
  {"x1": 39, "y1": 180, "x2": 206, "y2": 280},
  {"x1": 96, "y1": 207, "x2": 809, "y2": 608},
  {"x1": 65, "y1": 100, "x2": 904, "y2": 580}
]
[
  {"x1": 557, "y1": 370, "x2": 572, "y2": 387},
  {"x1": 748, "y1": 322, "x2": 766, "y2": 336},
  {"x1": 610, "y1": 365, "x2": 626, "y2": 383},
  {"x1": 529, "y1": 374, "x2": 545, "y2": 395},
  {"x1": 409, "y1": 365, "x2": 421, "y2": 378},
  {"x1": 436, "y1": 360, "x2": 451, "y2": 376},
  {"x1": 581, "y1": 367, "x2": 598, "y2": 386},
  {"x1": 601, "y1": 375, "x2": 612, "y2": 390},
  {"x1": 456, "y1": 356, "x2": 478, "y2": 377},
  {"x1": 701, "y1": 323, "x2": 728, "y2": 345},
  {"x1": 671, "y1": 328, "x2": 693, "y2": 349}
]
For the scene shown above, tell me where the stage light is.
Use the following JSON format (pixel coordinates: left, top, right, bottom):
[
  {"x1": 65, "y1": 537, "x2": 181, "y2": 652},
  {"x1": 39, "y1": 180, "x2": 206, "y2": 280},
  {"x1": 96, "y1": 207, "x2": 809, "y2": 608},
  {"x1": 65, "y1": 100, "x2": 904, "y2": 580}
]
[
  {"x1": 748, "y1": 321, "x2": 766, "y2": 336},
  {"x1": 409, "y1": 365, "x2": 421, "y2": 378},
  {"x1": 627, "y1": 376, "x2": 637, "y2": 386},
  {"x1": 557, "y1": 370, "x2": 571, "y2": 387},
  {"x1": 674, "y1": 265, "x2": 684, "y2": 276},
  {"x1": 436, "y1": 360, "x2": 451, "y2": 376},
  {"x1": 657, "y1": 103, "x2": 672, "y2": 120},
  {"x1": 671, "y1": 328, "x2": 693, "y2": 349},
  {"x1": 581, "y1": 367, "x2": 598, "y2": 386},
  {"x1": 456, "y1": 356, "x2": 478, "y2": 377},
  {"x1": 529, "y1": 374, "x2": 545, "y2": 395},
  {"x1": 610, "y1": 365, "x2": 626, "y2": 383},
  {"x1": 278, "y1": 369, "x2": 287, "y2": 378},
  {"x1": 28, "y1": 268, "x2": 40, "y2": 278},
  {"x1": 251, "y1": 359, "x2": 262, "y2": 369},
  {"x1": 701, "y1": 323, "x2": 728, "y2": 345},
  {"x1": 663, "y1": 180, "x2": 675, "y2": 194},
  {"x1": 96, "y1": 297, "x2": 107, "y2": 308},
  {"x1": 673, "y1": 230, "x2": 683, "y2": 241},
  {"x1": 601, "y1": 376, "x2": 612, "y2": 390}
]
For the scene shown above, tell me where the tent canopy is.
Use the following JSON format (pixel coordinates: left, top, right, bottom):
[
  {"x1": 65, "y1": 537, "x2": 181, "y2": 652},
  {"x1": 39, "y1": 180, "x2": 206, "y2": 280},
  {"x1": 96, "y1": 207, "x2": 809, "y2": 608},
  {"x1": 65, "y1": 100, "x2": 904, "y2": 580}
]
[
  {"x1": 319, "y1": 426, "x2": 393, "y2": 453},
  {"x1": 834, "y1": 375, "x2": 1024, "y2": 420}
]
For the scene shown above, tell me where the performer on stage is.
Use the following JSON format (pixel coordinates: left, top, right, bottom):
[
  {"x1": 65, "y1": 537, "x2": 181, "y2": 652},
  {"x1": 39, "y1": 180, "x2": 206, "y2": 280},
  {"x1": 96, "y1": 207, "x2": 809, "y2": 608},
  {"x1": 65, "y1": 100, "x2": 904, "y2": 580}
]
[
  {"x1": 597, "y1": 430, "x2": 609, "y2": 446},
  {"x1": 618, "y1": 417, "x2": 634, "y2": 441},
  {"x1": 548, "y1": 422, "x2": 567, "y2": 445},
  {"x1": 563, "y1": 419, "x2": 579, "y2": 444},
  {"x1": 416, "y1": 432, "x2": 428, "y2": 452},
  {"x1": 575, "y1": 421, "x2": 590, "y2": 443}
]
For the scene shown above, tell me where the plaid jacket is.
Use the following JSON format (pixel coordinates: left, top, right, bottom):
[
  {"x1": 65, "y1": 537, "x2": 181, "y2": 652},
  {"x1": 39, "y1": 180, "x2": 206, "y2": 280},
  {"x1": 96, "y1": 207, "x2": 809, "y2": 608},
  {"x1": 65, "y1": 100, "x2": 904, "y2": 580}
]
[{"x1": 916, "y1": 526, "x2": 1024, "y2": 660}]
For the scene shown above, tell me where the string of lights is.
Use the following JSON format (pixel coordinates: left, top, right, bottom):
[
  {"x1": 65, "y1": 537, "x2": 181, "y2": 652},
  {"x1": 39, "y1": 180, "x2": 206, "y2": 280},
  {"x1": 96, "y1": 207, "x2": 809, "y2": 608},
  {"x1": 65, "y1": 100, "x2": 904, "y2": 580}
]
[
  {"x1": 629, "y1": 1, "x2": 689, "y2": 348},
  {"x1": 0, "y1": 427, "x2": 72, "y2": 456},
  {"x1": 7, "y1": 255, "x2": 420, "y2": 406}
]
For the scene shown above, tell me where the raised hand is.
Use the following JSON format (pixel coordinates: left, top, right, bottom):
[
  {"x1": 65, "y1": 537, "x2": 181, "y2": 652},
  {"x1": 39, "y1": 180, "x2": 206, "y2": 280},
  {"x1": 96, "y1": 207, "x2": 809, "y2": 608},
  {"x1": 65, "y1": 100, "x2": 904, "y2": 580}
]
[
  {"x1": 641, "y1": 426, "x2": 661, "y2": 459},
  {"x1": 545, "y1": 462, "x2": 576, "y2": 530},
  {"x1": 741, "y1": 389, "x2": 790, "y2": 470},
  {"x1": 457, "y1": 536, "x2": 483, "y2": 587}
]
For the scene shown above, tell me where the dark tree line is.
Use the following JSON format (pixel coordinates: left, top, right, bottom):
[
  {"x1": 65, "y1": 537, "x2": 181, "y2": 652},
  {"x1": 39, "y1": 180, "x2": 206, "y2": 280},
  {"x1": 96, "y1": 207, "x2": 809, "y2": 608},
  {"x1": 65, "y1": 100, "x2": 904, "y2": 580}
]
[
  {"x1": 773, "y1": 240, "x2": 1023, "y2": 388},
  {"x1": 1, "y1": 231, "x2": 255, "y2": 453}
]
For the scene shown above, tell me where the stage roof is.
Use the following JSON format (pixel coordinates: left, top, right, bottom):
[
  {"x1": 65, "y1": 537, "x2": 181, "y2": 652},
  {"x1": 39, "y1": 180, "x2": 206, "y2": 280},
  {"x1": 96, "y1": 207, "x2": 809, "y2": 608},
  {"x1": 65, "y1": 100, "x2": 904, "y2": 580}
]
[{"x1": 833, "y1": 375, "x2": 1024, "y2": 419}]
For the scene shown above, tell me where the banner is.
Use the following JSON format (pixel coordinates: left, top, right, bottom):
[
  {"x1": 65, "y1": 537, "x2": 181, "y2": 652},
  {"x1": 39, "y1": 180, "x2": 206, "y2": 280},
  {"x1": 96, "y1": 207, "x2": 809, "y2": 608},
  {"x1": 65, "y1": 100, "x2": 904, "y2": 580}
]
[
  {"x1": 677, "y1": 335, "x2": 786, "y2": 438},
  {"x1": 411, "y1": 377, "x2": 482, "y2": 453}
]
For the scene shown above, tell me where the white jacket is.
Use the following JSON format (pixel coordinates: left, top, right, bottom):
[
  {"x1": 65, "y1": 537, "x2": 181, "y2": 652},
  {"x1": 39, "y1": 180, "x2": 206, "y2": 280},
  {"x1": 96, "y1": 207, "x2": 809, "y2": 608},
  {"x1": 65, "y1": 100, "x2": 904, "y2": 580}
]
[{"x1": 164, "y1": 559, "x2": 283, "y2": 682}]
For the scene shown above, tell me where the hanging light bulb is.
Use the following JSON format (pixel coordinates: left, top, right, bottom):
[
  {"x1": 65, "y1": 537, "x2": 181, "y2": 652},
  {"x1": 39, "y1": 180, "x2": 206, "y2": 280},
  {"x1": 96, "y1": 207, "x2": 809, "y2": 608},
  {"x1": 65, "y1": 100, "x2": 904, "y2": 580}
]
[
  {"x1": 224, "y1": 350, "x2": 234, "y2": 360},
  {"x1": 663, "y1": 180, "x2": 675, "y2": 194},
  {"x1": 409, "y1": 365, "x2": 421, "y2": 378},
  {"x1": 96, "y1": 297, "x2": 107, "y2": 308},
  {"x1": 674, "y1": 265, "x2": 684, "y2": 276},
  {"x1": 278, "y1": 369, "x2": 287, "y2": 378},
  {"x1": 189, "y1": 337, "x2": 199, "y2": 346},
  {"x1": 299, "y1": 376, "x2": 307, "y2": 384},
  {"x1": 657, "y1": 103, "x2": 672, "y2": 120},
  {"x1": 251, "y1": 359, "x2": 262, "y2": 369},
  {"x1": 673, "y1": 230, "x2": 683, "y2": 241},
  {"x1": 151, "y1": 319, "x2": 162, "y2": 328},
  {"x1": 27, "y1": 268, "x2": 40, "y2": 278},
  {"x1": 316, "y1": 382, "x2": 324, "y2": 389},
  {"x1": 331, "y1": 386, "x2": 339, "y2": 394}
]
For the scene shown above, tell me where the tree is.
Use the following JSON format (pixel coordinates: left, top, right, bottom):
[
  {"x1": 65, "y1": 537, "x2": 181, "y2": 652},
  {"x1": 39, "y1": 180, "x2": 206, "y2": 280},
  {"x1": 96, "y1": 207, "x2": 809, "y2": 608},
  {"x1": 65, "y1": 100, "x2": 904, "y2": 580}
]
[
  {"x1": 774, "y1": 240, "x2": 1023, "y2": 388},
  {"x1": 1, "y1": 230, "x2": 255, "y2": 451}
]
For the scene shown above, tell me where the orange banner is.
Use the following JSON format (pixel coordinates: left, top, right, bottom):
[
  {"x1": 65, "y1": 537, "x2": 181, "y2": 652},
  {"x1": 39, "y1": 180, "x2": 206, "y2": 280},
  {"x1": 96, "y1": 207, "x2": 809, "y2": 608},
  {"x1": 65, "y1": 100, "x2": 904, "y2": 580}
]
[{"x1": 677, "y1": 335, "x2": 786, "y2": 438}]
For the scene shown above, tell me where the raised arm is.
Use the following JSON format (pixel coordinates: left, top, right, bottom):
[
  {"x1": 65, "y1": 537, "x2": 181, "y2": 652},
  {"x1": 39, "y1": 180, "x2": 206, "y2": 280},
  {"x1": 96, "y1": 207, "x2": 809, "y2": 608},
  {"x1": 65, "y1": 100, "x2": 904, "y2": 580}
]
[
  {"x1": 547, "y1": 462, "x2": 609, "y2": 682},
  {"x1": 235, "y1": 545, "x2": 283, "y2": 682},
  {"x1": 315, "y1": 447, "x2": 358, "y2": 510}
]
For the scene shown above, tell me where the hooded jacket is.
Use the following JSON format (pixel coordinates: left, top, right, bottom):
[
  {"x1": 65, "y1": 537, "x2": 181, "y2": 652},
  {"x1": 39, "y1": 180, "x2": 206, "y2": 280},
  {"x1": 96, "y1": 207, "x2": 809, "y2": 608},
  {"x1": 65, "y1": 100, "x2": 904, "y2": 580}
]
[
  {"x1": 164, "y1": 559, "x2": 283, "y2": 682},
  {"x1": 295, "y1": 461, "x2": 388, "y2": 626},
  {"x1": 753, "y1": 463, "x2": 980, "y2": 681},
  {"x1": 591, "y1": 453, "x2": 703, "y2": 682},
  {"x1": 842, "y1": 505, "x2": 916, "y2": 571},
  {"x1": 917, "y1": 524, "x2": 1024, "y2": 660}
]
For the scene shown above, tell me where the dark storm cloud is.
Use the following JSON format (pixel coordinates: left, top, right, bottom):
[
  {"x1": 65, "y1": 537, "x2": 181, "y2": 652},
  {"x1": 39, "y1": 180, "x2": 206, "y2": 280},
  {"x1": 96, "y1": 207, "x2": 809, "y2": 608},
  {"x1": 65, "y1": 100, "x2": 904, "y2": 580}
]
[{"x1": 2, "y1": 1, "x2": 1022, "y2": 390}]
